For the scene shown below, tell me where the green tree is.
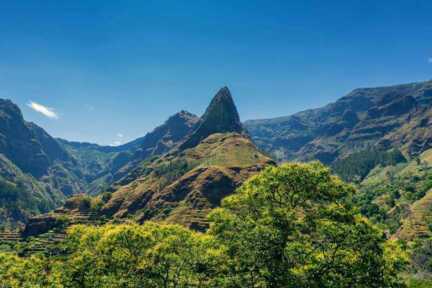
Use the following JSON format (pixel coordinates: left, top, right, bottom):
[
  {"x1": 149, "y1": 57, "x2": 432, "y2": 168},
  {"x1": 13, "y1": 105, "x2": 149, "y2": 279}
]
[
  {"x1": 208, "y1": 162, "x2": 406, "y2": 287},
  {"x1": 54, "y1": 222, "x2": 224, "y2": 287},
  {"x1": 0, "y1": 252, "x2": 51, "y2": 288}
]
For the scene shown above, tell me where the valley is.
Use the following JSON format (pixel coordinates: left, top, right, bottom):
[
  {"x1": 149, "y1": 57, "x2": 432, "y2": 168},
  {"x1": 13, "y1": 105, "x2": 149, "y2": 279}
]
[{"x1": 1, "y1": 81, "x2": 432, "y2": 286}]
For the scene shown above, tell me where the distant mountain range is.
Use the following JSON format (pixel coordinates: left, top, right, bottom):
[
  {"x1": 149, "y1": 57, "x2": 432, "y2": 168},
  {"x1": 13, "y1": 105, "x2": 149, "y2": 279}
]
[
  {"x1": 2, "y1": 79, "x2": 432, "y2": 242},
  {"x1": 0, "y1": 99, "x2": 201, "y2": 227},
  {"x1": 244, "y1": 79, "x2": 432, "y2": 242},
  {"x1": 245, "y1": 80, "x2": 432, "y2": 165},
  {"x1": 23, "y1": 87, "x2": 272, "y2": 235}
]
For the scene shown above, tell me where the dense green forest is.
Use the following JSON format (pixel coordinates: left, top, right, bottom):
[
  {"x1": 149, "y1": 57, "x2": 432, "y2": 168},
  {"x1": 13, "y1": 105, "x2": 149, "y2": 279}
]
[{"x1": 0, "y1": 163, "x2": 408, "y2": 287}]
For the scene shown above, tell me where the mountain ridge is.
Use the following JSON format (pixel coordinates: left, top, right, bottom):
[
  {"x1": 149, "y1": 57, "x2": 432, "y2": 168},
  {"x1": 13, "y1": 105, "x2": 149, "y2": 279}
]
[
  {"x1": 0, "y1": 99, "x2": 85, "y2": 227},
  {"x1": 245, "y1": 79, "x2": 432, "y2": 165},
  {"x1": 180, "y1": 87, "x2": 244, "y2": 150},
  {"x1": 20, "y1": 87, "x2": 273, "y2": 234},
  {"x1": 99, "y1": 87, "x2": 271, "y2": 230},
  {"x1": 0, "y1": 99, "x2": 200, "y2": 226}
]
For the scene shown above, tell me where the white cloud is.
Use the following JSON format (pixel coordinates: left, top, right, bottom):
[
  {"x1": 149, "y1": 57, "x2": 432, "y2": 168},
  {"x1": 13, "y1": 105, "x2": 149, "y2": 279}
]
[
  {"x1": 117, "y1": 133, "x2": 124, "y2": 138},
  {"x1": 112, "y1": 140, "x2": 122, "y2": 146},
  {"x1": 27, "y1": 101, "x2": 58, "y2": 119}
]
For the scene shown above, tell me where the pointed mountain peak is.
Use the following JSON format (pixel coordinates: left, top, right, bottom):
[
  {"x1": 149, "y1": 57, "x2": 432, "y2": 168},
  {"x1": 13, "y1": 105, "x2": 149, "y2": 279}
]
[
  {"x1": 210, "y1": 86, "x2": 231, "y2": 102},
  {"x1": 201, "y1": 86, "x2": 242, "y2": 132},
  {"x1": 179, "y1": 87, "x2": 244, "y2": 150}
]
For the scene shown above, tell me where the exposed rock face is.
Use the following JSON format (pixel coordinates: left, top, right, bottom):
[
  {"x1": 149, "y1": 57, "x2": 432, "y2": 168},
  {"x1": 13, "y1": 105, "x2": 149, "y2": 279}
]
[
  {"x1": 180, "y1": 87, "x2": 244, "y2": 150},
  {"x1": 58, "y1": 110, "x2": 200, "y2": 194},
  {"x1": 121, "y1": 110, "x2": 200, "y2": 153},
  {"x1": 101, "y1": 132, "x2": 273, "y2": 230},
  {"x1": 119, "y1": 111, "x2": 200, "y2": 172},
  {"x1": 0, "y1": 99, "x2": 86, "y2": 227},
  {"x1": 245, "y1": 80, "x2": 432, "y2": 164},
  {"x1": 99, "y1": 88, "x2": 273, "y2": 230},
  {"x1": 22, "y1": 214, "x2": 64, "y2": 237},
  {"x1": 0, "y1": 99, "x2": 70, "y2": 177}
]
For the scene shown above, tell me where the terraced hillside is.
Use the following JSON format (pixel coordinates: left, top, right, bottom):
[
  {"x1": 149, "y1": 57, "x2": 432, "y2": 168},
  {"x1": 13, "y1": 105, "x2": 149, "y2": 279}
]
[
  {"x1": 102, "y1": 132, "x2": 273, "y2": 230},
  {"x1": 353, "y1": 148, "x2": 432, "y2": 240},
  {"x1": 0, "y1": 194, "x2": 108, "y2": 256},
  {"x1": 395, "y1": 190, "x2": 432, "y2": 241},
  {"x1": 100, "y1": 88, "x2": 273, "y2": 230},
  {"x1": 18, "y1": 87, "x2": 273, "y2": 233},
  {"x1": 0, "y1": 97, "x2": 200, "y2": 227}
]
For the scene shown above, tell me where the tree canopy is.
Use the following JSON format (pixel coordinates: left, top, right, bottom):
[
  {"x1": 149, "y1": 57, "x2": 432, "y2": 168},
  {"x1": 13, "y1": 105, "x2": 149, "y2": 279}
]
[{"x1": 0, "y1": 162, "x2": 406, "y2": 287}]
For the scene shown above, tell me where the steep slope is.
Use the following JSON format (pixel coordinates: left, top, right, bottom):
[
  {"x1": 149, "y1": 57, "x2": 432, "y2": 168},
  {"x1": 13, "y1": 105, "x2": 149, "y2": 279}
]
[
  {"x1": 117, "y1": 110, "x2": 200, "y2": 153},
  {"x1": 245, "y1": 80, "x2": 432, "y2": 168},
  {"x1": 100, "y1": 87, "x2": 273, "y2": 230},
  {"x1": 0, "y1": 100, "x2": 71, "y2": 177},
  {"x1": 243, "y1": 80, "x2": 432, "y2": 251},
  {"x1": 180, "y1": 87, "x2": 243, "y2": 149},
  {"x1": 0, "y1": 99, "x2": 84, "y2": 227},
  {"x1": 0, "y1": 98, "x2": 200, "y2": 228},
  {"x1": 101, "y1": 133, "x2": 272, "y2": 230},
  {"x1": 112, "y1": 110, "x2": 200, "y2": 181},
  {"x1": 350, "y1": 148, "x2": 432, "y2": 240},
  {"x1": 0, "y1": 154, "x2": 65, "y2": 228},
  {"x1": 58, "y1": 110, "x2": 200, "y2": 194},
  {"x1": 394, "y1": 189, "x2": 432, "y2": 241}
]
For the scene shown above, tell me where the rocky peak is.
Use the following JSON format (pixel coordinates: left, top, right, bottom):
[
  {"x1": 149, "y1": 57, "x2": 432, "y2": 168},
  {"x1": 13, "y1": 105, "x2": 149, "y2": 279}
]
[
  {"x1": 0, "y1": 98, "x2": 71, "y2": 178},
  {"x1": 180, "y1": 87, "x2": 244, "y2": 149},
  {"x1": 202, "y1": 87, "x2": 242, "y2": 131},
  {"x1": 0, "y1": 99, "x2": 23, "y2": 119},
  {"x1": 165, "y1": 110, "x2": 199, "y2": 128}
]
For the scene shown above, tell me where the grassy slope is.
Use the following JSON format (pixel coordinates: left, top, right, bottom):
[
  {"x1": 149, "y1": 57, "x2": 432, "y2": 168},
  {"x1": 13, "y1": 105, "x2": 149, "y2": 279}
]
[
  {"x1": 357, "y1": 148, "x2": 432, "y2": 239},
  {"x1": 102, "y1": 133, "x2": 273, "y2": 229},
  {"x1": 0, "y1": 155, "x2": 66, "y2": 229},
  {"x1": 395, "y1": 190, "x2": 432, "y2": 241}
]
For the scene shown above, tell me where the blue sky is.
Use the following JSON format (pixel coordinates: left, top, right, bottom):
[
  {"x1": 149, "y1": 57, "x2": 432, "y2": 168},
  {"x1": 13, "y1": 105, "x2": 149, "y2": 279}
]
[{"x1": 1, "y1": 1, "x2": 432, "y2": 145}]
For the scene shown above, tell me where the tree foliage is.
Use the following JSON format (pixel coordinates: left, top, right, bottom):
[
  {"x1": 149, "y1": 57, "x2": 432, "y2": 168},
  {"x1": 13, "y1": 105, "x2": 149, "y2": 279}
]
[
  {"x1": 0, "y1": 162, "x2": 406, "y2": 287},
  {"x1": 209, "y1": 162, "x2": 405, "y2": 287},
  {"x1": 332, "y1": 148, "x2": 406, "y2": 182}
]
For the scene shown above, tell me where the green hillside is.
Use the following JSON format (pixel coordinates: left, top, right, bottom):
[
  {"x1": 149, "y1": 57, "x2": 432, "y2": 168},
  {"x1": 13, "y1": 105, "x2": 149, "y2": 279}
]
[
  {"x1": 245, "y1": 80, "x2": 432, "y2": 164},
  {"x1": 0, "y1": 155, "x2": 65, "y2": 229},
  {"x1": 101, "y1": 132, "x2": 273, "y2": 230},
  {"x1": 0, "y1": 163, "x2": 406, "y2": 287},
  {"x1": 99, "y1": 88, "x2": 273, "y2": 230}
]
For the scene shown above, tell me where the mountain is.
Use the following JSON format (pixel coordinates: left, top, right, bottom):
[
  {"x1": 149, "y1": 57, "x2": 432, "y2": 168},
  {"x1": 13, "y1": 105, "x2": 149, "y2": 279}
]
[
  {"x1": 58, "y1": 110, "x2": 200, "y2": 194},
  {"x1": 0, "y1": 97, "x2": 201, "y2": 227},
  {"x1": 98, "y1": 87, "x2": 272, "y2": 231},
  {"x1": 0, "y1": 99, "x2": 85, "y2": 227},
  {"x1": 245, "y1": 80, "x2": 432, "y2": 168},
  {"x1": 0, "y1": 99, "x2": 71, "y2": 177},
  {"x1": 11, "y1": 80, "x2": 432, "y2": 240},
  {"x1": 115, "y1": 110, "x2": 200, "y2": 153},
  {"x1": 179, "y1": 87, "x2": 244, "y2": 149},
  {"x1": 244, "y1": 80, "x2": 432, "y2": 247},
  {"x1": 241, "y1": 80, "x2": 432, "y2": 249},
  {"x1": 23, "y1": 87, "x2": 272, "y2": 234},
  {"x1": 350, "y1": 147, "x2": 432, "y2": 240}
]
